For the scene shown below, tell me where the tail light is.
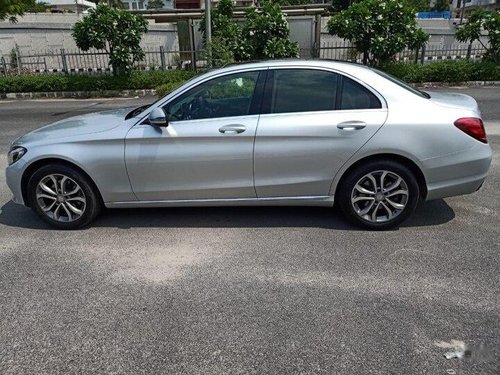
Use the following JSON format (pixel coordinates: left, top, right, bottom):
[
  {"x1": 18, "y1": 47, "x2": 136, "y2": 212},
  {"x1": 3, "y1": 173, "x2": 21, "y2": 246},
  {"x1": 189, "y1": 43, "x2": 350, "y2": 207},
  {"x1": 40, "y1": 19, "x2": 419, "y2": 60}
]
[{"x1": 454, "y1": 118, "x2": 488, "y2": 144}]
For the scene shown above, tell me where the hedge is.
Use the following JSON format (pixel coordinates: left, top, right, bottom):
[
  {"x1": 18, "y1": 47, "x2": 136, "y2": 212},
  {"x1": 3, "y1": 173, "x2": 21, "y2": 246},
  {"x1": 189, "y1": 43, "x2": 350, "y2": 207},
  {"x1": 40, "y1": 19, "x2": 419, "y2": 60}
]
[
  {"x1": 0, "y1": 70, "x2": 197, "y2": 93},
  {"x1": 380, "y1": 60, "x2": 500, "y2": 84},
  {"x1": 0, "y1": 61, "x2": 499, "y2": 95}
]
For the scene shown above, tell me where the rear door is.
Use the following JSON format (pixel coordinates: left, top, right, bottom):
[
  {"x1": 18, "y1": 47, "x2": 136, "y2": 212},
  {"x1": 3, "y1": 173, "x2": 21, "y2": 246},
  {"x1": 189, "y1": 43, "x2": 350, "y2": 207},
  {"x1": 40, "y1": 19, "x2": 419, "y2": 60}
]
[{"x1": 254, "y1": 67, "x2": 388, "y2": 198}]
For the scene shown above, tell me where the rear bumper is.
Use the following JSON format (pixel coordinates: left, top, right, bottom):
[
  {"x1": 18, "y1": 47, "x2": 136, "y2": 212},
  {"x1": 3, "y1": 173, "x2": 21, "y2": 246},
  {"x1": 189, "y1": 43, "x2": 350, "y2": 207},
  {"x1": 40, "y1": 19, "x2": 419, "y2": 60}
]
[{"x1": 423, "y1": 142, "x2": 492, "y2": 201}]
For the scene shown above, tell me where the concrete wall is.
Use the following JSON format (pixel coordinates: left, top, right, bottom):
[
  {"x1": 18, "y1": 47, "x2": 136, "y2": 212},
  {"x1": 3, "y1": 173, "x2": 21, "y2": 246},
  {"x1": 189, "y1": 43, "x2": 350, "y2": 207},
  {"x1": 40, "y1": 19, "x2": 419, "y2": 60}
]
[{"x1": 0, "y1": 13, "x2": 179, "y2": 59}]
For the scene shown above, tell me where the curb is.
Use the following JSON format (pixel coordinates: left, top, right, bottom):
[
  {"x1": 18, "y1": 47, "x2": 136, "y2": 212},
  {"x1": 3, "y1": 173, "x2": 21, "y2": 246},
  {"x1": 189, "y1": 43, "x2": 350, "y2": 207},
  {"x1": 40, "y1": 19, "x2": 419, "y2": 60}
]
[
  {"x1": 0, "y1": 89, "x2": 157, "y2": 100},
  {"x1": 1, "y1": 81, "x2": 500, "y2": 100}
]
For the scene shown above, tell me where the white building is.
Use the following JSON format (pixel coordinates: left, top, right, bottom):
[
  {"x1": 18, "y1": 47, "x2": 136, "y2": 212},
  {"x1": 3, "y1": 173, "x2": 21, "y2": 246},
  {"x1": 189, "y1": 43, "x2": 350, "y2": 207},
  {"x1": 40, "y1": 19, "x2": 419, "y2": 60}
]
[
  {"x1": 121, "y1": 0, "x2": 174, "y2": 10},
  {"x1": 43, "y1": 0, "x2": 96, "y2": 12}
]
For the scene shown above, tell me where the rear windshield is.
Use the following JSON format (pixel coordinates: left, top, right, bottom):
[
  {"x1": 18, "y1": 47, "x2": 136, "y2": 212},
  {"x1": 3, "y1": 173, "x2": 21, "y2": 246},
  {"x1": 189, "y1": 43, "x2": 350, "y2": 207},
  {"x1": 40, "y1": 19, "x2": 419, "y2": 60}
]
[{"x1": 371, "y1": 68, "x2": 430, "y2": 99}]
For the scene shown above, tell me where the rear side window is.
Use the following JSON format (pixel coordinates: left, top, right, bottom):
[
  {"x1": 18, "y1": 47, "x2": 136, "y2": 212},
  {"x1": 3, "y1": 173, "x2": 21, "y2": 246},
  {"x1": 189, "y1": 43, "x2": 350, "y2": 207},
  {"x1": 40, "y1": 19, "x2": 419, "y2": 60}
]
[
  {"x1": 270, "y1": 69, "x2": 338, "y2": 114},
  {"x1": 341, "y1": 77, "x2": 382, "y2": 110}
]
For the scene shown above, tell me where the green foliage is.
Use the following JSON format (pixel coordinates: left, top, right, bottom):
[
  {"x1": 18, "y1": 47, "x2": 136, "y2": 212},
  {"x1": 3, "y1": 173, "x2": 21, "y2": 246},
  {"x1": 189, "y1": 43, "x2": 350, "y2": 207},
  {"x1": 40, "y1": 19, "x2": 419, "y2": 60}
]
[
  {"x1": 327, "y1": 0, "x2": 429, "y2": 65},
  {"x1": 241, "y1": 2, "x2": 299, "y2": 60},
  {"x1": 155, "y1": 81, "x2": 184, "y2": 97},
  {"x1": 409, "y1": 0, "x2": 430, "y2": 12},
  {"x1": 72, "y1": 4, "x2": 148, "y2": 75},
  {"x1": 200, "y1": 0, "x2": 299, "y2": 66},
  {"x1": 0, "y1": 0, "x2": 41, "y2": 22},
  {"x1": 380, "y1": 60, "x2": 500, "y2": 83},
  {"x1": 456, "y1": 10, "x2": 500, "y2": 64},
  {"x1": 199, "y1": 0, "x2": 241, "y2": 64},
  {"x1": 0, "y1": 70, "x2": 197, "y2": 93},
  {"x1": 431, "y1": 0, "x2": 449, "y2": 12},
  {"x1": 146, "y1": 0, "x2": 165, "y2": 9}
]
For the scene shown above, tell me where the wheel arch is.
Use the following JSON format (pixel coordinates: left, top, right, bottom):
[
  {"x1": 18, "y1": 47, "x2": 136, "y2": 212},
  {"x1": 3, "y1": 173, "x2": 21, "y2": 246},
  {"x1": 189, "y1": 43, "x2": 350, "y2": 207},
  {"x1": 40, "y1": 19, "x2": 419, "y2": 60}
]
[
  {"x1": 332, "y1": 153, "x2": 428, "y2": 201},
  {"x1": 21, "y1": 158, "x2": 104, "y2": 207}
]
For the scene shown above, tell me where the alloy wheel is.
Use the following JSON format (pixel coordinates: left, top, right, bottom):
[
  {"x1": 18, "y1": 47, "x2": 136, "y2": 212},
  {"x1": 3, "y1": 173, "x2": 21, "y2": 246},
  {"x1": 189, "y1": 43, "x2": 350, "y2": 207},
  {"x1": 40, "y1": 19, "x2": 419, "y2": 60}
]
[
  {"x1": 35, "y1": 174, "x2": 86, "y2": 223},
  {"x1": 350, "y1": 170, "x2": 409, "y2": 223}
]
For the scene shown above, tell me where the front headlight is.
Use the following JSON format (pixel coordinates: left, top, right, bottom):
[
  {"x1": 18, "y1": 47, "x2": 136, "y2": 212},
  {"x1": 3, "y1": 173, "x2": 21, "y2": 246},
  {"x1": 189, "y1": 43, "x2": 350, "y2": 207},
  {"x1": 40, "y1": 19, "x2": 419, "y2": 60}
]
[{"x1": 7, "y1": 146, "x2": 27, "y2": 166}]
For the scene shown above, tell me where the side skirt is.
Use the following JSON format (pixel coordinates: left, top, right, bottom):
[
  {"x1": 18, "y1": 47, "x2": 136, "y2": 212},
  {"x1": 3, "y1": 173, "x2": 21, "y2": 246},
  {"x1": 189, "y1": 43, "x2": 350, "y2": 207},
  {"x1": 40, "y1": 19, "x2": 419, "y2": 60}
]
[{"x1": 105, "y1": 196, "x2": 335, "y2": 208}]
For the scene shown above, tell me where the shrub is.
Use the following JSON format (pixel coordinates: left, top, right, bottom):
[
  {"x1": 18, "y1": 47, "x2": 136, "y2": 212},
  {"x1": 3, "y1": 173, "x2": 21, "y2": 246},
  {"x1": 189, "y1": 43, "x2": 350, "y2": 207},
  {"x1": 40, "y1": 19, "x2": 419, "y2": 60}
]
[
  {"x1": 155, "y1": 81, "x2": 184, "y2": 97},
  {"x1": 380, "y1": 60, "x2": 500, "y2": 83}
]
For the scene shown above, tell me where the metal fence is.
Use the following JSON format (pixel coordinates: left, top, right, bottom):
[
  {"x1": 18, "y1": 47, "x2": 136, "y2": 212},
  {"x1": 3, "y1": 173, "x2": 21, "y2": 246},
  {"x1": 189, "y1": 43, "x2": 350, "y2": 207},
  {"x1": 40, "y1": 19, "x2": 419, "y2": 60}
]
[
  {"x1": 0, "y1": 42, "x2": 489, "y2": 77},
  {"x1": 0, "y1": 46, "x2": 203, "y2": 76},
  {"x1": 318, "y1": 41, "x2": 487, "y2": 64}
]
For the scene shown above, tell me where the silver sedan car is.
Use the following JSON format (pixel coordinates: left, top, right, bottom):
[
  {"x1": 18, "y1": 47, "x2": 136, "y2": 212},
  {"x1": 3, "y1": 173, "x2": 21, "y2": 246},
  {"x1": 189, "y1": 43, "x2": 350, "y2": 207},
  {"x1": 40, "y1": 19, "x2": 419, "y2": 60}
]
[{"x1": 6, "y1": 60, "x2": 492, "y2": 230}]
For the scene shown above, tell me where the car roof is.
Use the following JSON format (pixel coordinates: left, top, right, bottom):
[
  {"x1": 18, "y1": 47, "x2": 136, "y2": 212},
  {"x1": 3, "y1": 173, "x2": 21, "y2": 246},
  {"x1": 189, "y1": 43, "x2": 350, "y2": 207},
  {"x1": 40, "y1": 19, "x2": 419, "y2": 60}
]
[{"x1": 216, "y1": 59, "x2": 372, "y2": 74}]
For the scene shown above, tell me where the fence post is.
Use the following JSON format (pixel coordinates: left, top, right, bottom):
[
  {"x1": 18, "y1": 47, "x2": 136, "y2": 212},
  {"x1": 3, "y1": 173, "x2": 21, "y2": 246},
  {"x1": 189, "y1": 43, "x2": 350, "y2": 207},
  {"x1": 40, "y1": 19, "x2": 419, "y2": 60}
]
[
  {"x1": 60, "y1": 48, "x2": 68, "y2": 73},
  {"x1": 466, "y1": 43, "x2": 472, "y2": 60},
  {"x1": 159, "y1": 46, "x2": 166, "y2": 71},
  {"x1": 1, "y1": 57, "x2": 6, "y2": 77},
  {"x1": 313, "y1": 14, "x2": 321, "y2": 58},
  {"x1": 420, "y1": 45, "x2": 426, "y2": 64},
  {"x1": 16, "y1": 45, "x2": 22, "y2": 75}
]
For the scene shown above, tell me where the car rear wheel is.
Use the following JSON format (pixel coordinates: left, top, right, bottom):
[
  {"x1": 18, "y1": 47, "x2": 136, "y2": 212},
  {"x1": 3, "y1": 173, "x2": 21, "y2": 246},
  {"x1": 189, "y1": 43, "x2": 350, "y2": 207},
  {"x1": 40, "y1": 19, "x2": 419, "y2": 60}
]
[
  {"x1": 338, "y1": 160, "x2": 419, "y2": 230},
  {"x1": 27, "y1": 164, "x2": 101, "y2": 229}
]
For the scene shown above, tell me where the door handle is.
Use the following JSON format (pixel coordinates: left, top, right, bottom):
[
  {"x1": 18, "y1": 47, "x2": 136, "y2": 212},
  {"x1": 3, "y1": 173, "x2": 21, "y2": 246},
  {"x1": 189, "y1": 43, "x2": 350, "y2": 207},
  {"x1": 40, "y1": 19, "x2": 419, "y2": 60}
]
[
  {"x1": 337, "y1": 121, "x2": 367, "y2": 130},
  {"x1": 219, "y1": 125, "x2": 246, "y2": 134}
]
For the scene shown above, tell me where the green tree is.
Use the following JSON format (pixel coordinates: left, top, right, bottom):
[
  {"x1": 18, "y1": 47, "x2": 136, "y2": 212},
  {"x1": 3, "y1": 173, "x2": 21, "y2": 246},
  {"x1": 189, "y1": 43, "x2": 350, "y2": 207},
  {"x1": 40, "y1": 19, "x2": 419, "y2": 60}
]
[
  {"x1": 240, "y1": 1, "x2": 299, "y2": 60},
  {"x1": 327, "y1": 0, "x2": 429, "y2": 65},
  {"x1": 1, "y1": 0, "x2": 42, "y2": 22},
  {"x1": 146, "y1": 0, "x2": 165, "y2": 9},
  {"x1": 72, "y1": 4, "x2": 148, "y2": 75},
  {"x1": 456, "y1": 9, "x2": 500, "y2": 64},
  {"x1": 199, "y1": 0, "x2": 241, "y2": 65},
  {"x1": 431, "y1": 0, "x2": 449, "y2": 12}
]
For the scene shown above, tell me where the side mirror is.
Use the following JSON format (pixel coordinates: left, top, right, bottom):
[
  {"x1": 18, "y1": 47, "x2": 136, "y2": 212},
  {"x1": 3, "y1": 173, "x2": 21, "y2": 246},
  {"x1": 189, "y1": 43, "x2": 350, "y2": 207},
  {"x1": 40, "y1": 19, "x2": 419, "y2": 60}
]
[{"x1": 148, "y1": 107, "x2": 168, "y2": 127}]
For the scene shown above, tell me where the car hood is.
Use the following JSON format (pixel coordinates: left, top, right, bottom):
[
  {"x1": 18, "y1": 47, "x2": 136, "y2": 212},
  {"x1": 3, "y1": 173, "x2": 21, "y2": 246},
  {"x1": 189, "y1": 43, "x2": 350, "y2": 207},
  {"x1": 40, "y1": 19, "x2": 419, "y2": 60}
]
[
  {"x1": 14, "y1": 108, "x2": 133, "y2": 145},
  {"x1": 428, "y1": 91, "x2": 479, "y2": 112}
]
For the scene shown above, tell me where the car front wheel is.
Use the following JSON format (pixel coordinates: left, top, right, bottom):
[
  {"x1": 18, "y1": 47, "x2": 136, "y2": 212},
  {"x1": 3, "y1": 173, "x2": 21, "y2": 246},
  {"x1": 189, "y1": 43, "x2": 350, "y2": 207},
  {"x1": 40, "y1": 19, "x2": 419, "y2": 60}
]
[
  {"x1": 338, "y1": 160, "x2": 420, "y2": 230},
  {"x1": 27, "y1": 164, "x2": 101, "y2": 229}
]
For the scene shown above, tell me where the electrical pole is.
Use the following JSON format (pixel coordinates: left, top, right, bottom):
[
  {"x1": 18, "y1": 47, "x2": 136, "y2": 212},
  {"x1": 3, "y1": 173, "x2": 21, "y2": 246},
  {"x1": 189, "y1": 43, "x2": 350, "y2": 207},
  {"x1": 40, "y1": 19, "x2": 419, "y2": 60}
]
[
  {"x1": 204, "y1": 0, "x2": 212, "y2": 66},
  {"x1": 460, "y1": 0, "x2": 466, "y2": 25}
]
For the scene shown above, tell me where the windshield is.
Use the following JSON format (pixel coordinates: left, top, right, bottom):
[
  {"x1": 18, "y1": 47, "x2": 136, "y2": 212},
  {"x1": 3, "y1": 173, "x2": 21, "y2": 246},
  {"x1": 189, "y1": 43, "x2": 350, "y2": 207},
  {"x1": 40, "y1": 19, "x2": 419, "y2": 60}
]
[{"x1": 371, "y1": 68, "x2": 430, "y2": 99}]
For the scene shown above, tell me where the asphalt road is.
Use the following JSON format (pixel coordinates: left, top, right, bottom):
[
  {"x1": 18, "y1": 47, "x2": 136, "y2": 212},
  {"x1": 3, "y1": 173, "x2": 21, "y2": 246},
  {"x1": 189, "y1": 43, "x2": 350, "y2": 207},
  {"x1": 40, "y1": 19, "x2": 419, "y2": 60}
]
[{"x1": 0, "y1": 88, "x2": 499, "y2": 374}]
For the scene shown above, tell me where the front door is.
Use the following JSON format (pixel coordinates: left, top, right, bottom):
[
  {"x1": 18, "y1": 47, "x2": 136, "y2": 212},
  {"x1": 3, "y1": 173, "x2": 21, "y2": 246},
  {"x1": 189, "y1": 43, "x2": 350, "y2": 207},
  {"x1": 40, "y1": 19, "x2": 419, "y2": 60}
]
[{"x1": 125, "y1": 70, "x2": 264, "y2": 201}]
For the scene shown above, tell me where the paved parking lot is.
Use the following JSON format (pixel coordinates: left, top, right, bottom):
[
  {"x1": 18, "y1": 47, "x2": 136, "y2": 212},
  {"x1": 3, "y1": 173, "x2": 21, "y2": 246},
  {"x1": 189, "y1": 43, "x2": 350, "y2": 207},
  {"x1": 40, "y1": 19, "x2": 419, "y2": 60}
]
[{"x1": 0, "y1": 88, "x2": 499, "y2": 374}]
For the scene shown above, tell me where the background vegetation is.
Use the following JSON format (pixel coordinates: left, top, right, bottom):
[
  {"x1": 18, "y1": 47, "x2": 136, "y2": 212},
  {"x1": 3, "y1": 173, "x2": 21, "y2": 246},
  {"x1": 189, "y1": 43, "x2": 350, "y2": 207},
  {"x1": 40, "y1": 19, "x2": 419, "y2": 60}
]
[{"x1": 1, "y1": 61, "x2": 499, "y2": 95}]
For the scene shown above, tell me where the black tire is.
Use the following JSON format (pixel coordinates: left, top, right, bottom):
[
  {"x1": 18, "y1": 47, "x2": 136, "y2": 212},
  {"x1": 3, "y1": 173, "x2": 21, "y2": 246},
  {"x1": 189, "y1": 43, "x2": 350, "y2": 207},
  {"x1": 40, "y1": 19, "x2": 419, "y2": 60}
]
[
  {"x1": 337, "y1": 160, "x2": 419, "y2": 230},
  {"x1": 27, "y1": 164, "x2": 102, "y2": 229}
]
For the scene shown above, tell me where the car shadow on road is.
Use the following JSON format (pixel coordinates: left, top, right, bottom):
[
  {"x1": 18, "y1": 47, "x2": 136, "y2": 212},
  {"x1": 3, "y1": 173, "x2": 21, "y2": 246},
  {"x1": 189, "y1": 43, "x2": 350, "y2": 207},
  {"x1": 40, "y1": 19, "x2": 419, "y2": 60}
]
[{"x1": 0, "y1": 199, "x2": 455, "y2": 231}]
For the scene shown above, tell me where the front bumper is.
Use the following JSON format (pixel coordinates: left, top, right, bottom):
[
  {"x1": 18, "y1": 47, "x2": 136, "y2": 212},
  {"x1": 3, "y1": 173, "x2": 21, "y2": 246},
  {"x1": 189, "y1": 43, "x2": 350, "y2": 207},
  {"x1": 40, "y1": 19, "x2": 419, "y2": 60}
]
[{"x1": 5, "y1": 158, "x2": 27, "y2": 206}]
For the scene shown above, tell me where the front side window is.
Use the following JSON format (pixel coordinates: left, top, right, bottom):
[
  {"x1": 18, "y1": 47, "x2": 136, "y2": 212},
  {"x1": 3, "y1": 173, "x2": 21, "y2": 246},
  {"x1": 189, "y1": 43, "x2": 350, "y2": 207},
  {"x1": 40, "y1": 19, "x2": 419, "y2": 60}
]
[
  {"x1": 270, "y1": 69, "x2": 338, "y2": 114},
  {"x1": 164, "y1": 71, "x2": 260, "y2": 121}
]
